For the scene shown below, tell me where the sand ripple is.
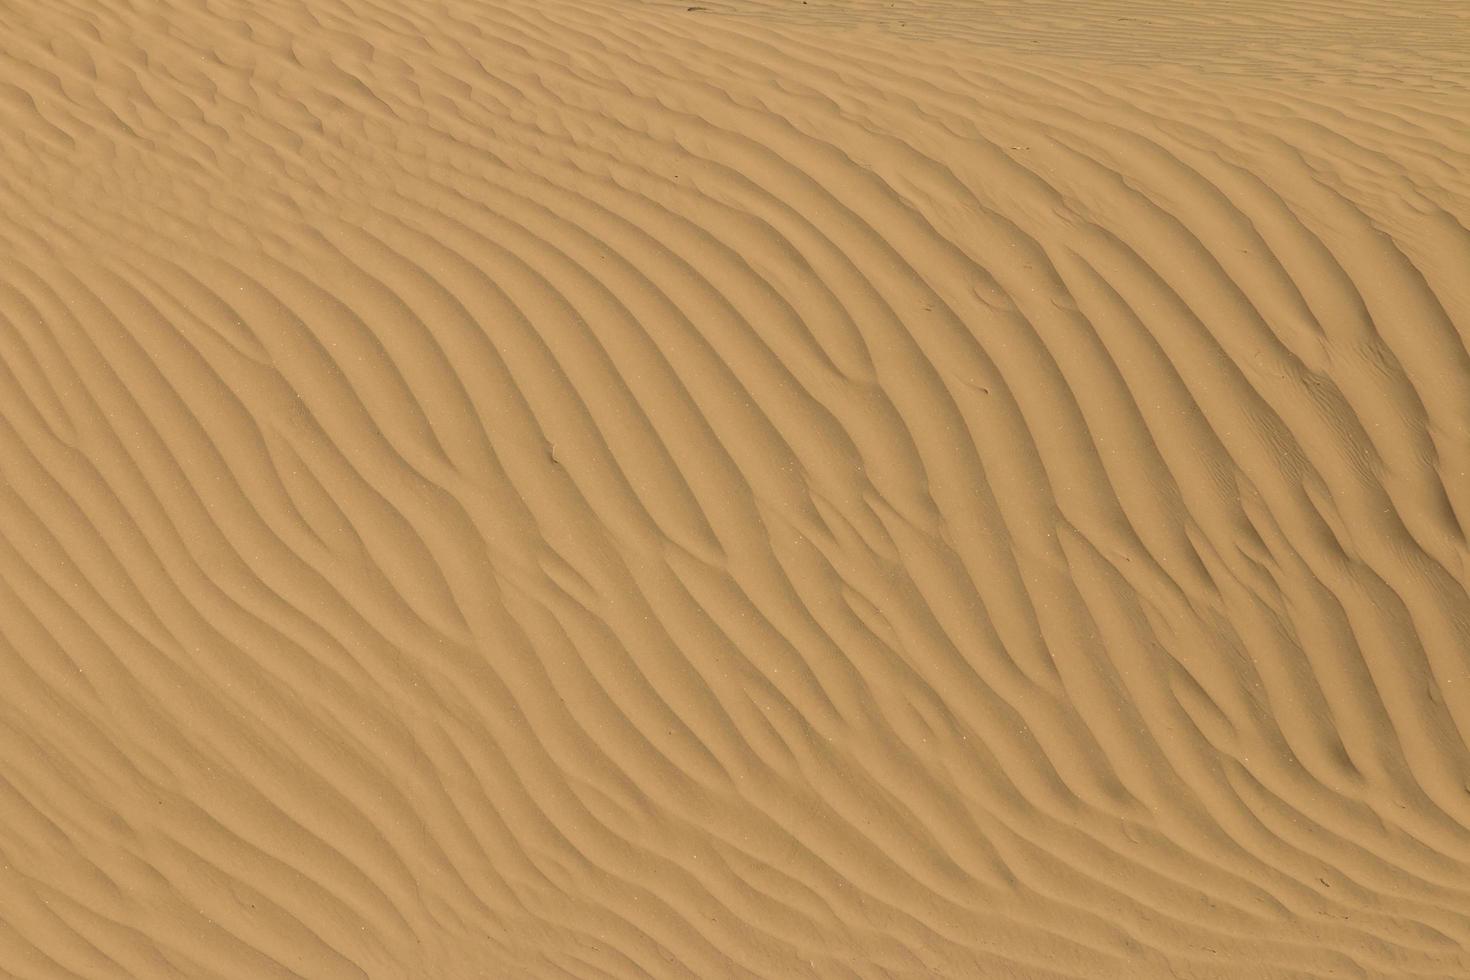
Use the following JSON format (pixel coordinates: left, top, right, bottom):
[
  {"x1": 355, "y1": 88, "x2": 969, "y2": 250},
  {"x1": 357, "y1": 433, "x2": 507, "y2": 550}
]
[{"x1": 2, "y1": 1, "x2": 1469, "y2": 977}]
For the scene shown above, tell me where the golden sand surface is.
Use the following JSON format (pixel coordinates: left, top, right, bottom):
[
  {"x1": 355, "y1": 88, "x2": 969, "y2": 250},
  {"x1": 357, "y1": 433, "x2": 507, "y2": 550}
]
[{"x1": 2, "y1": 2, "x2": 1470, "y2": 977}]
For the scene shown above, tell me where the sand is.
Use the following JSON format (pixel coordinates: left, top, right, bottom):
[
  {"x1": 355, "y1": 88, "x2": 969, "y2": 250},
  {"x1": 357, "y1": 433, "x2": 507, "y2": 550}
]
[{"x1": 2, "y1": 1, "x2": 1469, "y2": 977}]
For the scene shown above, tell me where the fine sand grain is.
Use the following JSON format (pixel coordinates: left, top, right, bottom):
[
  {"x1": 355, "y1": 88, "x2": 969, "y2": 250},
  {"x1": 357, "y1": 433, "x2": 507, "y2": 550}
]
[{"x1": 3, "y1": 1, "x2": 1470, "y2": 977}]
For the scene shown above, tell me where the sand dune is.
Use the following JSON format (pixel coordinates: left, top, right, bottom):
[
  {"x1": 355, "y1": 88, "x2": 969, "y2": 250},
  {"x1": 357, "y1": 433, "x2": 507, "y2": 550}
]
[{"x1": 2, "y1": 1, "x2": 1470, "y2": 977}]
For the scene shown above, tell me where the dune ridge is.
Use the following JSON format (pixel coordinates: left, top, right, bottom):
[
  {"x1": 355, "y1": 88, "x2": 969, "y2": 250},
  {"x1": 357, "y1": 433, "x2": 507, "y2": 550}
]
[{"x1": 2, "y1": 1, "x2": 1470, "y2": 977}]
